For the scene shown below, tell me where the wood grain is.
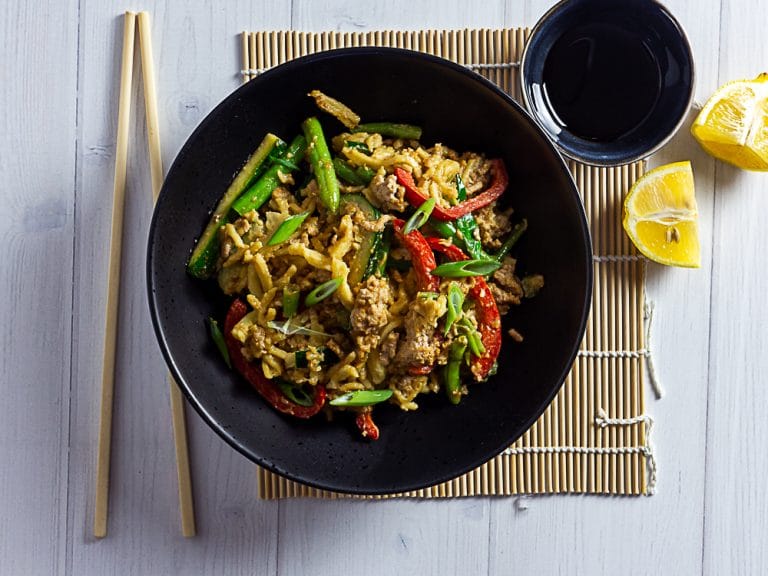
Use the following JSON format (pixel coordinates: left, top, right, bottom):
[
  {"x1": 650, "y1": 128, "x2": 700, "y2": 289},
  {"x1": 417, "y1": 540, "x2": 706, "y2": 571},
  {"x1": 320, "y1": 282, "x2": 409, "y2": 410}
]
[
  {"x1": 0, "y1": 0, "x2": 78, "y2": 574},
  {"x1": 6, "y1": 0, "x2": 768, "y2": 574},
  {"x1": 704, "y1": 0, "x2": 768, "y2": 573}
]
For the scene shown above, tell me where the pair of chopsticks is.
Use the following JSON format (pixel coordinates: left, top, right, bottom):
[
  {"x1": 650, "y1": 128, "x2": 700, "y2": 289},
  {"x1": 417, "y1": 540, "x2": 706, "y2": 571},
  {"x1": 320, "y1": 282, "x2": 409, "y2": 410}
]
[{"x1": 95, "y1": 11, "x2": 196, "y2": 539}]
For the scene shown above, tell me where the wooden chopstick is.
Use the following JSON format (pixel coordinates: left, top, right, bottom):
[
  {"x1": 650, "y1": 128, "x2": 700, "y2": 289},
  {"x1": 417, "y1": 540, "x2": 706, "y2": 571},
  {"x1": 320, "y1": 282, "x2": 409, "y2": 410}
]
[
  {"x1": 137, "y1": 11, "x2": 197, "y2": 538},
  {"x1": 94, "y1": 10, "x2": 136, "y2": 539}
]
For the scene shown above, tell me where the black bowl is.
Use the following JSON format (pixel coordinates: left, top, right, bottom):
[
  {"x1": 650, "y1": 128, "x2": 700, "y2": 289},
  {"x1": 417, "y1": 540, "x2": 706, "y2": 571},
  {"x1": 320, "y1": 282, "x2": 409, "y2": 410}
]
[
  {"x1": 521, "y1": 0, "x2": 695, "y2": 166},
  {"x1": 147, "y1": 48, "x2": 592, "y2": 494}
]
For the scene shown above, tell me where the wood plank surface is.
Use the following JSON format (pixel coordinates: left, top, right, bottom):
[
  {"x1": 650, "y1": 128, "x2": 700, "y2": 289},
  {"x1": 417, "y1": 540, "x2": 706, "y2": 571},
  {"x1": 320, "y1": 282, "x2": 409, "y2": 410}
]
[
  {"x1": 0, "y1": 1, "x2": 78, "y2": 575},
  {"x1": 6, "y1": 0, "x2": 768, "y2": 574}
]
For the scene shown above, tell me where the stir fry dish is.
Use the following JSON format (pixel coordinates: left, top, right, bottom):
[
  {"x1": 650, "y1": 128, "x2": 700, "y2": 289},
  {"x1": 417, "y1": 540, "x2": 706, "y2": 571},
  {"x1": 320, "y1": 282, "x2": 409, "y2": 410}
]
[{"x1": 187, "y1": 91, "x2": 542, "y2": 440}]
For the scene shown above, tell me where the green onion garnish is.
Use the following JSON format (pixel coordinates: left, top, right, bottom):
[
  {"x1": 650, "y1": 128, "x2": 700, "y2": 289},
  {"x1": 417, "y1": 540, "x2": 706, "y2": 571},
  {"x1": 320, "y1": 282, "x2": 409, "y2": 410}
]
[
  {"x1": 403, "y1": 197, "x2": 436, "y2": 234},
  {"x1": 267, "y1": 211, "x2": 310, "y2": 246},
  {"x1": 444, "y1": 283, "x2": 464, "y2": 335},
  {"x1": 304, "y1": 277, "x2": 342, "y2": 307},
  {"x1": 329, "y1": 389, "x2": 394, "y2": 407},
  {"x1": 432, "y1": 259, "x2": 501, "y2": 277}
]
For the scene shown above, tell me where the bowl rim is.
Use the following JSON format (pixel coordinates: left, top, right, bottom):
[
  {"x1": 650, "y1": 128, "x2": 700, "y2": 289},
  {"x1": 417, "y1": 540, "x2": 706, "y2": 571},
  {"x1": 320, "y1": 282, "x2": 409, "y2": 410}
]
[
  {"x1": 519, "y1": 0, "x2": 696, "y2": 167},
  {"x1": 146, "y1": 46, "x2": 593, "y2": 494}
]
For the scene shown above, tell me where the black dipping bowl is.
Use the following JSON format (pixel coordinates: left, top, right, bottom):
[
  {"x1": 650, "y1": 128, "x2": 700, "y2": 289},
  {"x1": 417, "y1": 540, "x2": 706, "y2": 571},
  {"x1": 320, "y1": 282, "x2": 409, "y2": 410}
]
[{"x1": 148, "y1": 48, "x2": 592, "y2": 494}]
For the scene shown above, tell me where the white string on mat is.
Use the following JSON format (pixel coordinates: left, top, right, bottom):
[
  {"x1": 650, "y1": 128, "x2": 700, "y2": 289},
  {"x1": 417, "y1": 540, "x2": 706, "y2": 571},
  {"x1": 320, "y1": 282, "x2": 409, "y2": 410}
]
[
  {"x1": 592, "y1": 254, "x2": 646, "y2": 263},
  {"x1": 240, "y1": 61, "x2": 520, "y2": 79},
  {"x1": 503, "y1": 408, "x2": 657, "y2": 495}
]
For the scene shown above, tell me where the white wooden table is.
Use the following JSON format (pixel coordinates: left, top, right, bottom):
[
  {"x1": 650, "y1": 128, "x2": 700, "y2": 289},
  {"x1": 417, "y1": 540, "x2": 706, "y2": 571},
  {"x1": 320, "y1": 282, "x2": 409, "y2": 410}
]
[{"x1": 2, "y1": 0, "x2": 766, "y2": 574}]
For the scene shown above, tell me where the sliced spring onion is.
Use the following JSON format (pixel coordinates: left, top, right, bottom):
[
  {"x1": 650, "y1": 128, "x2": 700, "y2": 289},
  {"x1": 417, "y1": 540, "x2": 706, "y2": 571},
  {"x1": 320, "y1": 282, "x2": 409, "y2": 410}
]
[
  {"x1": 444, "y1": 283, "x2": 465, "y2": 335},
  {"x1": 455, "y1": 173, "x2": 468, "y2": 201},
  {"x1": 403, "y1": 197, "x2": 436, "y2": 234},
  {"x1": 304, "y1": 277, "x2": 342, "y2": 307},
  {"x1": 269, "y1": 155, "x2": 301, "y2": 171},
  {"x1": 208, "y1": 317, "x2": 231, "y2": 368},
  {"x1": 432, "y1": 259, "x2": 501, "y2": 277},
  {"x1": 329, "y1": 389, "x2": 394, "y2": 407},
  {"x1": 282, "y1": 286, "x2": 300, "y2": 317},
  {"x1": 267, "y1": 318, "x2": 331, "y2": 337},
  {"x1": 417, "y1": 291, "x2": 439, "y2": 300},
  {"x1": 267, "y1": 211, "x2": 310, "y2": 246},
  {"x1": 275, "y1": 379, "x2": 314, "y2": 407}
]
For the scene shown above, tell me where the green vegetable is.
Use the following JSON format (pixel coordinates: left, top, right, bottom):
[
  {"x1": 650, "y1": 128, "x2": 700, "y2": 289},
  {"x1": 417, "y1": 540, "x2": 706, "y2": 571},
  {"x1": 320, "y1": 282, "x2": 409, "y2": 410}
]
[
  {"x1": 231, "y1": 134, "x2": 307, "y2": 216},
  {"x1": 426, "y1": 219, "x2": 457, "y2": 239},
  {"x1": 453, "y1": 175, "x2": 493, "y2": 261},
  {"x1": 341, "y1": 195, "x2": 383, "y2": 285},
  {"x1": 275, "y1": 379, "x2": 314, "y2": 406},
  {"x1": 304, "y1": 278, "x2": 342, "y2": 307},
  {"x1": 417, "y1": 291, "x2": 439, "y2": 300},
  {"x1": 333, "y1": 157, "x2": 366, "y2": 186},
  {"x1": 329, "y1": 389, "x2": 394, "y2": 406},
  {"x1": 495, "y1": 219, "x2": 528, "y2": 261},
  {"x1": 352, "y1": 122, "x2": 422, "y2": 140},
  {"x1": 432, "y1": 259, "x2": 501, "y2": 277},
  {"x1": 355, "y1": 165, "x2": 375, "y2": 184},
  {"x1": 445, "y1": 337, "x2": 468, "y2": 405},
  {"x1": 208, "y1": 317, "x2": 231, "y2": 368},
  {"x1": 403, "y1": 197, "x2": 436, "y2": 234},
  {"x1": 458, "y1": 318, "x2": 486, "y2": 357},
  {"x1": 267, "y1": 211, "x2": 310, "y2": 246},
  {"x1": 302, "y1": 116, "x2": 340, "y2": 213},
  {"x1": 187, "y1": 133, "x2": 280, "y2": 279},
  {"x1": 444, "y1": 283, "x2": 464, "y2": 335},
  {"x1": 374, "y1": 227, "x2": 393, "y2": 275},
  {"x1": 282, "y1": 286, "x2": 300, "y2": 318},
  {"x1": 344, "y1": 140, "x2": 371, "y2": 154}
]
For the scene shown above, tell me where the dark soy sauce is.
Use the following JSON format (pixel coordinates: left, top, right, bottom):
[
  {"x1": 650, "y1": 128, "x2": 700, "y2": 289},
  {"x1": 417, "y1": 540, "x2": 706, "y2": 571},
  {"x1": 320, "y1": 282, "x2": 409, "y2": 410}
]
[{"x1": 542, "y1": 21, "x2": 662, "y2": 141}]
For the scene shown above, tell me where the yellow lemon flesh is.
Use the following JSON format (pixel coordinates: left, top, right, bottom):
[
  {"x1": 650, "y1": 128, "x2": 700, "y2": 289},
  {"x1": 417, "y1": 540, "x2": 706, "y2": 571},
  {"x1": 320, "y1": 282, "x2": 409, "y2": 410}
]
[
  {"x1": 623, "y1": 161, "x2": 700, "y2": 268},
  {"x1": 692, "y1": 73, "x2": 768, "y2": 171}
]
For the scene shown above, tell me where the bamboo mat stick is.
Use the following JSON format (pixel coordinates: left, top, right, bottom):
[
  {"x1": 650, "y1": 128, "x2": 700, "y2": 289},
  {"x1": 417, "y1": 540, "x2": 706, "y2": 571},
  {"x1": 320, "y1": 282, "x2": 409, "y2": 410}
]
[
  {"x1": 94, "y1": 11, "x2": 136, "y2": 539},
  {"x1": 137, "y1": 11, "x2": 196, "y2": 538}
]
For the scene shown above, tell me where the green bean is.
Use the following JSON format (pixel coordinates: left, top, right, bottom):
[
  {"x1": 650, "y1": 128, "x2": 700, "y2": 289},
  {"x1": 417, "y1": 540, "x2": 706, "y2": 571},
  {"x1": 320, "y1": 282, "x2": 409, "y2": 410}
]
[
  {"x1": 426, "y1": 219, "x2": 457, "y2": 239},
  {"x1": 282, "y1": 286, "x2": 300, "y2": 318},
  {"x1": 329, "y1": 389, "x2": 393, "y2": 406},
  {"x1": 276, "y1": 379, "x2": 314, "y2": 406},
  {"x1": 459, "y1": 318, "x2": 486, "y2": 357},
  {"x1": 267, "y1": 211, "x2": 310, "y2": 246},
  {"x1": 208, "y1": 317, "x2": 231, "y2": 368},
  {"x1": 231, "y1": 134, "x2": 307, "y2": 215},
  {"x1": 403, "y1": 197, "x2": 436, "y2": 234},
  {"x1": 333, "y1": 157, "x2": 366, "y2": 185},
  {"x1": 302, "y1": 116, "x2": 340, "y2": 213},
  {"x1": 304, "y1": 277, "x2": 342, "y2": 307},
  {"x1": 355, "y1": 165, "x2": 375, "y2": 184},
  {"x1": 445, "y1": 337, "x2": 468, "y2": 405},
  {"x1": 495, "y1": 219, "x2": 528, "y2": 261},
  {"x1": 444, "y1": 282, "x2": 464, "y2": 335},
  {"x1": 432, "y1": 259, "x2": 501, "y2": 277},
  {"x1": 352, "y1": 122, "x2": 422, "y2": 140}
]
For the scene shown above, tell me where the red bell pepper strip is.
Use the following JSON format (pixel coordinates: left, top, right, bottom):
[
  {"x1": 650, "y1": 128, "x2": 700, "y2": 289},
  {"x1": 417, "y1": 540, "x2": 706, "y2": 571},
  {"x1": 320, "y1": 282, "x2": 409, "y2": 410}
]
[
  {"x1": 391, "y1": 218, "x2": 440, "y2": 292},
  {"x1": 426, "y1": 238, "x2": 502, "y2": 380},
  {"x1": 394, "y1": 159, "x2": 509, "y2": 222},
  {"x1": 355, "y1": 411, "x2": 380, "y2": 440},
  {"x1": 224, "y1": 299, "x2": 326, "y2": 418}
]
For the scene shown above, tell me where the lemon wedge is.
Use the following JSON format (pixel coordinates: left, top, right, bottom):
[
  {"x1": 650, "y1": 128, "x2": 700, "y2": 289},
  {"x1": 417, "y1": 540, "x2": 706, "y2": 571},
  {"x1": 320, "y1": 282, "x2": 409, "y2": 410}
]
[
  {"x1": 691, "y1": 73, "x2": 768, "y2": 170},
  {"x1": 622, "y1": 161, "x2": 700, "y2": 268}
]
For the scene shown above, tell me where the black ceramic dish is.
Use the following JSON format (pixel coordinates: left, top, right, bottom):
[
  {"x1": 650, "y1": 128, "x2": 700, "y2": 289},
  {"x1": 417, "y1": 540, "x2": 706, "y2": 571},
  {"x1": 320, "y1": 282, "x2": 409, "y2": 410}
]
[
  {"x1": 521, "y1": 0, "x2": 695, "y2": 166},
  {"x1": 147, "y1": 48, "x2": 592, "y2": 494}
]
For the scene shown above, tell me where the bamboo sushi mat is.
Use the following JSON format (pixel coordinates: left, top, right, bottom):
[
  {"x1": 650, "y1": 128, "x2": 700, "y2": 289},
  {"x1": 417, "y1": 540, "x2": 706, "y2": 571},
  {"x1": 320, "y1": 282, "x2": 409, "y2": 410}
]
[{"x1": 241, "y1": 28, "x2": 655, "y2": 499}]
